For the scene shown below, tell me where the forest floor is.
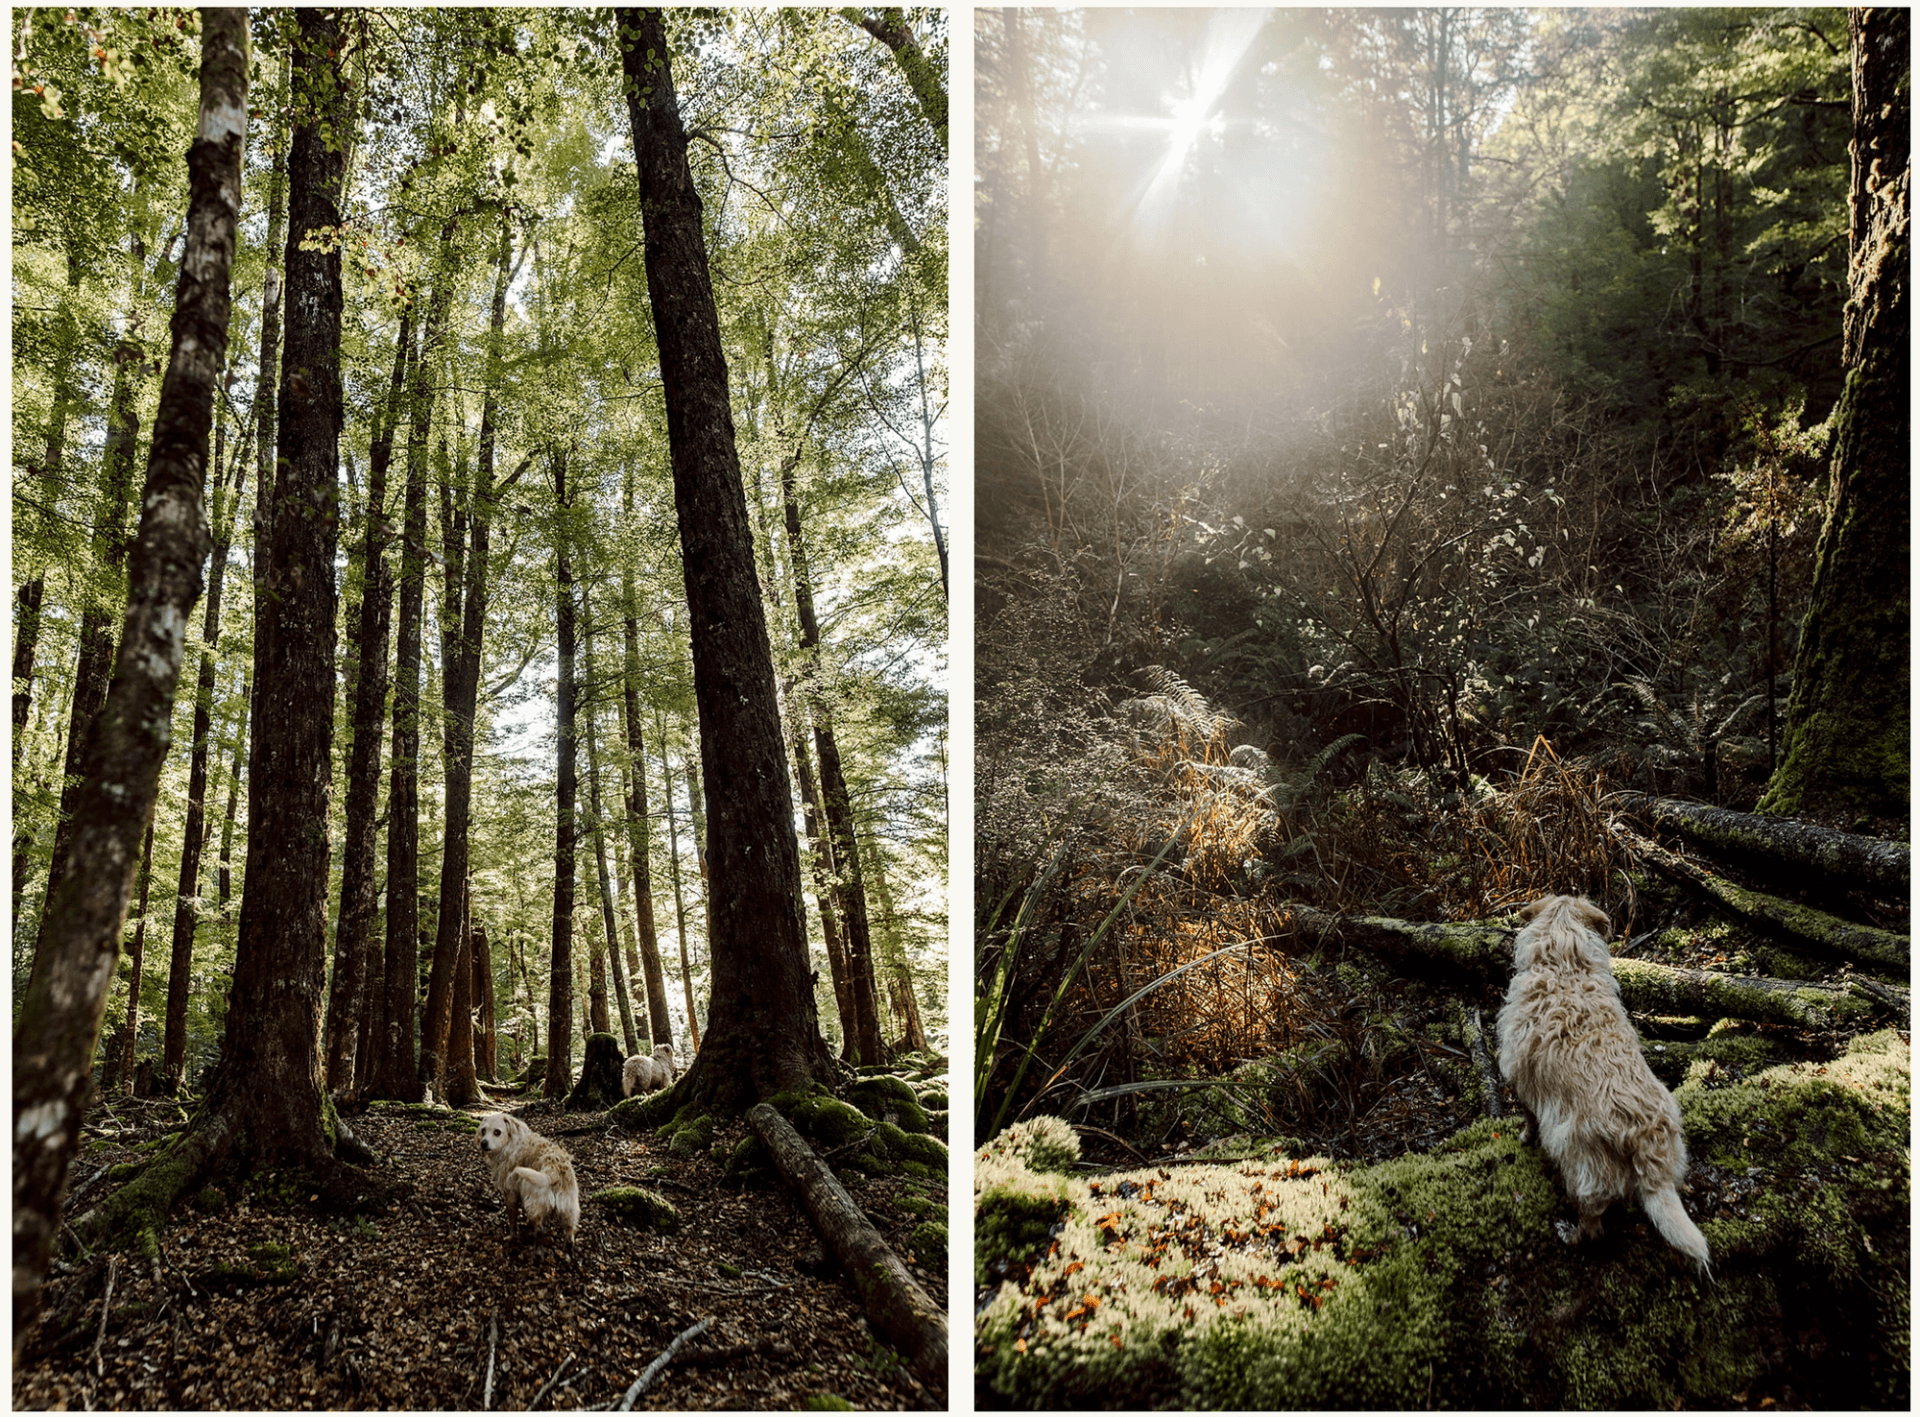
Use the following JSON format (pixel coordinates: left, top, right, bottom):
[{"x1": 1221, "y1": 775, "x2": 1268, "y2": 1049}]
[{"x1": 17, "y1": 1089, "x2": 947, "y2": 1411}]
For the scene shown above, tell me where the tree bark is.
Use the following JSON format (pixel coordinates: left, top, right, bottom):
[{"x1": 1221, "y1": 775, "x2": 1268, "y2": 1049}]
[
  {"x1": 12, "y1": 8, "x2": 247, "y2": 1347},
  {"x1": 782, "y1": 458, "x2": 884, "y2": 1065},
  {"x1": 658, "y1": 723, "x2": 702, "y2": 1052},
  {"x1": 373, "y1": 235, "x2": 454, "y2": 1103},
  {"x1": 548, "y1": 445, "x2": 579, "y2": 1100},
  {"x1": 445, "y1": 885, "x2": 478, "y2": 1108},
  {"x1": 618, "y1": 480, "x2": 675, "y2": 1047},
  {"x1": 747, "y1": 1102, "x2": 948, "y2": 1396},
  {"x1": 1759, "y1": 7, "x2": 1910, "y2": 820},
  {"x1": 215, "y1": 674, "x2": 248, "y2": 908},
  {"x1": 789, "y1": 685, "x2": 858, "y2": 1059},
  {"x1": 160, "y1": 335, "x2": 252, "y2": 1095},
  {"x1": 472, "y1": 921, "x2": 498, "y2": 1082},
  {"x1": 864, "y1": 822, "x2": 929, "y2": 1053},
  {"x1": 323, "y1": 308, "x2": 410, "y2": 1093},
  {"x1": 620, "y1": 6, "x2": 831, "y2": 1104},
  {"x1": 420, "y1": 220, "x2": 515, "y2": 1098},
  {"x1": 103, "y1": 818, "x2": 156, "y2": 1096},
  {"x1": 1281, "y1": 903, "x2": 1883, "y2": 1031},
  {"x1": 1614, "y1": 791, "x2": 1909, "y2": 895},
  {"x1": 1616, "y1": 826, "x2": 1907, "y2": 974},
  {"x1": 584, "y1": 613, "x2": 642, "y2": 1056}
]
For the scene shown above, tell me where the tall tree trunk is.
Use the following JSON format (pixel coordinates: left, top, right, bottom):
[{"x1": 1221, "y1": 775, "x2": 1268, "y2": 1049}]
[
  {"x1": 472, "y1": 920, "x2": 497, "y2": 1081},
  {"x1": 588, "y1": 926, "x2": 610, "y2": 1035},
  {"x1": 323, "y1": 309, "x2": 410, "y2": 1092},
  {"x1": 160, "y1": 340, "x2": 253, "y2": 1096},
  {"x1": 215, "y1": 673, "x2": 248, "y2": 908},
  {"x1": 420, "y1": 220, "x2": 514, "y2": 1098},
  {"x1": 103, "y1": 817, "x2": 157, "y2": 1095},
  {"x1": 781, "y1": 461, "x2": 884, "y2": 1065},
  {"x1": 445, "y1": 885, "x2": 478, "y2": 1107},
  {"x1": 12, "y1": 9, "x2": 247, "y2": 1345},
  {"x1": 863, "y1": 816, "x2": 928, "y2": 1052},
  {"x1": 374, "y1": 236, "x2": 454, "y2": 1102},
  {"x1": 585, "y1": 607, "x2": 641, "y2": 1056},
  {"x1": 622, "y1": 5, "x2": 831, "y2": 1104},
  {"x1": 547, "y1": 445, "x2": 578, "y2": 1099},
  {"x1": 658, "y1": 718, "x2": 702, "y2": 1051},
  {"x1": 619, "y1": 473, "x2": 674, "y2": 1046},
  {"x1": 39, "y1": 328, "x2": 143, "y2": 938},
  {"x1": 1759, "y1": 7, "x2": 1910, "y2": 820}
]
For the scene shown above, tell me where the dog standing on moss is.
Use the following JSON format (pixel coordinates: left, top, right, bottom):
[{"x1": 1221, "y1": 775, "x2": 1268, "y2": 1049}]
[
  {"x1": 476, "y1": 1111, "x2": 580, "y2": 1248},
  {"x1": 1496, "y1": 894, "x2": 1711, "y2": 1274}
]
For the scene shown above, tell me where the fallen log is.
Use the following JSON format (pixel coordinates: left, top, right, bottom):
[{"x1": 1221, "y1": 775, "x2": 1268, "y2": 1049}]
[
  {"x1": 1615, "y1": 826, "x2": 1908, "y2": 975},
  {"x1": 1280, "y1": 903, "x2": 1880, "y2": 1030},
  {"x1": 746, "y1": 1102, "x2": 947, "y2": 1398},
  {"x1": 1612, "y1": 791, "x2": 1909, "y2": 895}
]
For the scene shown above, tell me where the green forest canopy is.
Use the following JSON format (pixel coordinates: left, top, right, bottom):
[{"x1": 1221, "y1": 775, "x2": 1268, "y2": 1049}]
[{"x1": 12, "y1": 6, "x2": 949, "y2": 1084}]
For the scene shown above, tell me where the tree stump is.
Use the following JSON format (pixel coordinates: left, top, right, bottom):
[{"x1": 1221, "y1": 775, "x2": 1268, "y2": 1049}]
[{"x1": 567, "y1": 1032, "x2": 625, "y2": 1111}]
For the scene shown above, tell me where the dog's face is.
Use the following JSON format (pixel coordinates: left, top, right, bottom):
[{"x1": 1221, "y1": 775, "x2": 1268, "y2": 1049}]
[{"x1": 476, "y1": 1112, "x2": 526, "y2": 1158}]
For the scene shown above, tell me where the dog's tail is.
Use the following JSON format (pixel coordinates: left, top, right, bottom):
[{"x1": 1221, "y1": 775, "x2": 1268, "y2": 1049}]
[
  {"x1": 1642, "y1": 1184, "x2": 1711, "y2": 1276},
  {"x1": 512, "y1": 1165, "x2": 555, "y2": 1216}
]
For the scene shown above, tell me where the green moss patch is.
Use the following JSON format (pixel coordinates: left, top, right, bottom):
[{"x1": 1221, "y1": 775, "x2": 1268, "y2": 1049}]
[
  {"x1": 590, "y1": 1186, "x2": 680, "y2": 1233},
  {"x1": 666, "y1": 1114, "x2": 716, "y2": 1157},
  {"x1": 978, "y1": 1033, "x2": 1910, "y2": 1410},
  {"x1": 847, "y1": 1075, "x2": 930, "y2": 1133},
  {"x1": 908, "y1": 1219, "x2": 947, "y2": 1272}
]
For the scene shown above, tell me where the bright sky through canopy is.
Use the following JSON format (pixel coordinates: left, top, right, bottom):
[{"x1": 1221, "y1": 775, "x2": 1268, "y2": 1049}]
[{"x1": 1130, "y1": 7, "x2": 1272, "y2": 240}]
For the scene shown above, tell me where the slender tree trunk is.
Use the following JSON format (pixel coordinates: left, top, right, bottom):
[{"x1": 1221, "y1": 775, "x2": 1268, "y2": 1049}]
[
  {"x1": 619, "y1": 473, "x2": 674, "y2": 1046},
  {"x1": 840, "y1": 7, "x2": 947, "y2": 156},
  {"x1": 374, "y1": 240, "x2": 453, "y2": 1103},
  {"x1": 161, "y1": 351, "x2": 252, "y2": 1096},
  {"x1": 323, "y1": 310, "x2": 410, "y2": 1092},
  {"x1": 215, "y1": 674, "x2": 249, "y2": 909},
  {"x1": 1759, "y1": 7, "x2": 1910, "y2": 820},
  {"x1": 790, "y1": 695, "x2": 857, "y2": 1059},
  {"x1": 907, "y1": 299, "x2": 947, "y2": 599},
  {"x1": 39, "y1": 335, "x2": 143, "y2": 937},
  {"x1": 863, "y1": 817, "x2": 928, "y2": 1052},
  {"x1": 658, "y1": 718, "x2": 701, "y2": 1052},
  {"x1": 472, "y1": 921, "x2": 497, "y2": 1081},
  {"x1": 584, "y1": 610, "x2": 641, "y2": 1056},
  {"x1": 12, "y1": 10, "x2": 247, "y2": 1344},
  {"x1": 421, "y1": 220, "x2": 514, "y2": 1098},
  {"x1": 588, "y1": 927, "x2": 610, "y2": 1035},
  {"x1": 445, "y1": 882, "x2": 477, "y2": 1107},
  {"x1": 781, "y1": 461, "x2": 884, "y2": 1065},
  {"x1": 103, "y1": 818, "x2": 157, "y2": 1095},
  {"x1": 548, "y1": 445, "x2": 578, "y2": 1099}
]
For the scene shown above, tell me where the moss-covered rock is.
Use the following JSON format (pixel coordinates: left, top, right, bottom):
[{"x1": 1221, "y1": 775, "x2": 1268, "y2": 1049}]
[
  {"x1": 916, "y1": 1087, "x2": 950, "y2": 1111},
  {"x1": 667, "y1": 1114, "x2": 715, "y2": 1157},
  {"x1": 848, "y1": 1074, "x2": 930, "y2": 1133},
  {"x1": 909, "y1": 1219, "x2": 948, "y2": 1272},
  {"x1": 782, "y1": 1095, "x2": 876, "y2": 1148},
  {"x1": 978, "y1": 1034, "x2": 1910, "y2": 1409},
  {"x1": 591, "y1": 1186, "x2": 680, "y2": 1232},
  {"x1": 724, "y1": 1134, "x2": 771, "y2": 1181},
  {"x1": 610, "y1": 1085, "x2": 682, "y2": 1133},
  {"x1": 978, "y1": 1115, "x2": 1081, "y2": 1174},
  {"x1": 189, "y1": 1185, "x2": 228, "y2": 1215},
  {"x1": 872, "y1": 1120, "x2": 948, "y2": 1169}
]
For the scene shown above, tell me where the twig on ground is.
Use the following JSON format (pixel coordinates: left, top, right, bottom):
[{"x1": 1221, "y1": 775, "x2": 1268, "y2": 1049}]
[
  {"x1": 617, "y1": 1315, "x2": 712, "y2": 1410},
  {"x1": 484, "y1": 1308, "x2": 499, "y2": 1411},
  {"x1": 676, "y1": 1338, "x2": 795, "y2": 1368},
  {"x1": 526, "y1": 1350, "x2": 573, "y2": 1411},
  {"x1": 820, "y1": 1126, "x2": 879, "y2": 1163},
  {"x1": 90, "y1": 1256, "x2": 119, "y2": 1376}
]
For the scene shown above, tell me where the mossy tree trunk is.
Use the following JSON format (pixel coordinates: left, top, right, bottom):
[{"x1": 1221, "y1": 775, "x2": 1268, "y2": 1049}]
[
  {"x1": 547, "y1": 444, "x2": 578, "y2": 1101},
  {"x1": 568, "y1": 1031, "x2": 625, "y2": 1112},
  {"x1": 1759, "y1": 6, "x2": 1909, "y2": 821},
  {"x1": 618, "y1": 6, "x2": 834, "y2": 1108},
  {"x1": 12, "y1": 7, "x2": 248, "y2": 1349}
]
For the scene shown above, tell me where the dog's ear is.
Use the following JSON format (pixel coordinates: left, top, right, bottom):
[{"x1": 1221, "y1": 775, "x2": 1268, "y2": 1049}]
[
  {"x1": 1517, "y1": 897, "x2": 1548, "y2": 922},
  {"x1": 1574, "y1": 897, "x2": 1612, "y2": 938}
]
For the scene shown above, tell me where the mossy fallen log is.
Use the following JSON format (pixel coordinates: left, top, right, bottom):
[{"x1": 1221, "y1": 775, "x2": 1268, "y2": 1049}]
[
  {"x1": 1280, "y1": 903, "x2": 1879, "y2": 1030},
  {"x1": 1613, "y1": 791, "x2": 1909, "y2": 894},
  {"x1": 975, "y1": 1033, "x2": 1910, "y2": 1409},
  {"x1": 746, "y1": 1102, "x2": 947, "y2": 1398},
  {"x1": 1617, "y1": 827, "x2": 1908, "y2": 974}
]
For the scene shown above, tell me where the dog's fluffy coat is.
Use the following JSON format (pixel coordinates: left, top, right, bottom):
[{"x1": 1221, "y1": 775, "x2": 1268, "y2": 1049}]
[
  {"x1": 475, "y1": 1111, "x2": 580, "y2": 1243},
  {"x1": 622, "y1": 1042, "x2": 676, "y2": 1098},
  {"x1": 1496, "y1": 895, "x2": 1711, "y2": 1273}
]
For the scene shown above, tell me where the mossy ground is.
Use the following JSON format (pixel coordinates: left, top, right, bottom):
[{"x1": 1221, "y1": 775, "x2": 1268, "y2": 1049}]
[
  {"x1": 977, "y1": 1032, "x2": 1909, "y2": 1408},
  {"x1": 589, "y1": 1185, "x2": 680, "y2": 1232}
]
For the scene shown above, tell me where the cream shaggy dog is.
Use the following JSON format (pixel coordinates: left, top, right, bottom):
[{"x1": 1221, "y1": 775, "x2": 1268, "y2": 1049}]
[
  {"x1": 622, "y1": 1042, "x2": 678, "y2": 1097},
  {"x1": 1496, "y1": 895, "x2": 1711, "y2": 1273},
  {"x1": 475, "y1": 1111, "x2": 580, "y2": 1245}
]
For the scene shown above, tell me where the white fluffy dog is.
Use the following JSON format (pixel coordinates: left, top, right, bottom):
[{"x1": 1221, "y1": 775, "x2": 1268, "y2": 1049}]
[
  {"x1": 622, "y1": 1042, "x2": 677, "y2": 1097},
  {"x1": 1496, "y1": 895, "x2": 1711, "y2": 1273},
  {"x1": 475, "y1": 1111, "x2": 580, "y2": 1246}
]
